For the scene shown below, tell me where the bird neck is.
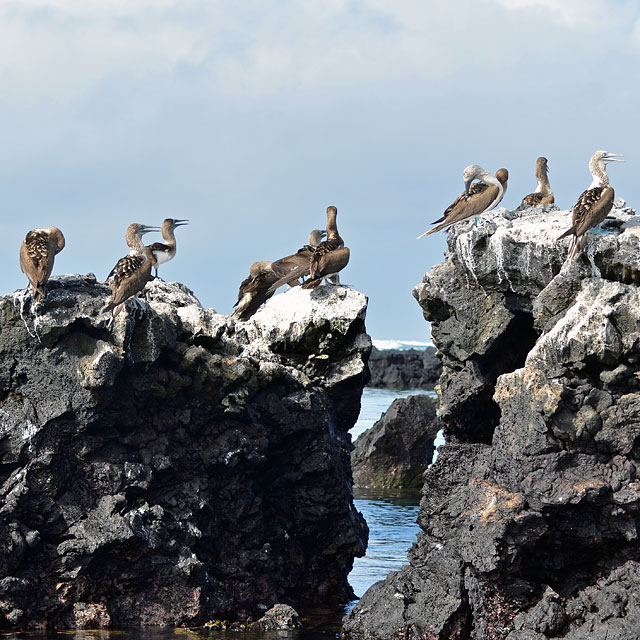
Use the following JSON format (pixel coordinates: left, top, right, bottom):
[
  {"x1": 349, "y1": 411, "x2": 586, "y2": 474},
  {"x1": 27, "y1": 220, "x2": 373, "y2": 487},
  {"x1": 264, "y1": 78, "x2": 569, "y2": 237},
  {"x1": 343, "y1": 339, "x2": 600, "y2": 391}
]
[
  {"x1": 535, "y1": 168, "x2": 550, "y2": 193},
  {"x1": 161, "y1": 226, "x2": 177, "y2": 247},
  {"x1": 126, "y1": 230, "x2": 146, "y2": 254},
  {"x1": 589, "y1": 158, "x2": 609, "y2": 188},
  {"x1": 326, "y1": 211, "x2": 340, "y2": 241}
]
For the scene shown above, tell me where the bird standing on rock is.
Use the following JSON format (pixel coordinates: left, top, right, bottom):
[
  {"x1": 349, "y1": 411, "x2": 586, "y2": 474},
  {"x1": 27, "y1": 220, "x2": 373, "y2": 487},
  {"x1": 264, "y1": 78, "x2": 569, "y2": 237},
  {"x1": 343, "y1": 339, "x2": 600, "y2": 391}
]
[
  {"x1": 519, "y1": 157, "x2": 554, "y2": 209},
  {"x1": 418, "y1": 165, "x2": 509, "y2": 237},
  {"x1": 147, "y1": 218, "x2": 189, "y2": 278},
  {"x1": 267, "y1": 206, "x2": 350, "y2": 293},
  {"x1": 559, "y1": 150, "x2": 623, "y2": 260},
  {"x1": 19, "y1": 227, "x2": 66, "y2": 303},
  {"x1": 103, "y1": 223, "x2": 160, "y2": 322}
]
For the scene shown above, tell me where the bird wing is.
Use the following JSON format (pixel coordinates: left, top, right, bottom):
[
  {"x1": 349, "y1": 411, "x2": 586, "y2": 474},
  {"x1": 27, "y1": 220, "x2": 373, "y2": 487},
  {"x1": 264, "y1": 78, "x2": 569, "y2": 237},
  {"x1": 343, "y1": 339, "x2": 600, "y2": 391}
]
[
  {"x1": 520, "y1": 192, "x2": 544, "y2": 207},
  {"x1": 266, "y1": 245, "x2": 320, "y2": 294},
  {"x1": 431, "y1": 182, "x2": 489, "y2": 225},
  {"x1": 109, "y1": 255, "x2": 151, "y2": 306},
  {"x1": 309, "y1": 246, "x2": 350, "y2": 280},
  {"x1": 233, "y1": 270, "x2": 279, "y2": 319},
  {"x1": 21, "y1": 230, "x2": 55, "y2": 285},
  {"x1": 574, "y1": 186, "x2": 614, "y2": 237}
]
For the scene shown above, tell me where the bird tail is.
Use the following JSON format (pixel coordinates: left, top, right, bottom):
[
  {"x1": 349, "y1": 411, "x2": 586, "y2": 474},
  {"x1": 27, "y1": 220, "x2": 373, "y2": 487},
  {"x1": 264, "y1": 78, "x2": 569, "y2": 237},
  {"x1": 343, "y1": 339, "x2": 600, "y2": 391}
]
[
  {"x1": 301, "y1": 278, "x2": 321, "y2": 290},
  {"x1": 32, "y1": 285, "x2": 45, "y2": 303},
  {"x1": 417, "y1": 220, "x2": 449, "y2": 239},
  {"x1": 558, "y1": 225, "x2": 576, "y2": 240}
]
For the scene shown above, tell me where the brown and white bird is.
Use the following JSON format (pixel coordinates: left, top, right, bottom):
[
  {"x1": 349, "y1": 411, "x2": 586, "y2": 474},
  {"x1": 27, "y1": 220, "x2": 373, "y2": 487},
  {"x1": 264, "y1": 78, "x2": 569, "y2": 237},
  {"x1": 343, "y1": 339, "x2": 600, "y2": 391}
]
[
  {"x1": 267, "y1": 206, "x2": 349, "y2": 293},
  {"x1": 19, "y1": 227, "x2": 66, "y2": 303},
  {"x1": 559, "y1": 150, "x2": 623, "y2": 260},
  {"x1": 519, "y1": 157, "x2": 554, "y2": 208},
  {"x1": 103, "y1": 223, "x2": 160, "y2": 321},
  {"x1": 232, "y1": 229, "x2": 327, "y2": 321},
  {"x1": 146, "y1": 218, "x2": 189, "y2": 277},
  {"x1": 418, "y1": 165, "x2": 509, "y2": 238}
]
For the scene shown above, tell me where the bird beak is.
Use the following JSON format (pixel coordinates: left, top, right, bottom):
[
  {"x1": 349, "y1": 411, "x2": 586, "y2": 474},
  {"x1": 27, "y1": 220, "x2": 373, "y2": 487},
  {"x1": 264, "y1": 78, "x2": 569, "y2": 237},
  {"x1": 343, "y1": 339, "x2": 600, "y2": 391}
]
[
  {"x1": 173, "y1": 219, "x2": 190, "y2": 227},
  {"x1": 140, "y1": 225, "x2": 161, "y2": 234},
  {"x1": 464, "y1": 179, "x2": 472, "y2": 196},
  {"x1": 605, "y1": 153, "x2": 624, "y2": 162}
]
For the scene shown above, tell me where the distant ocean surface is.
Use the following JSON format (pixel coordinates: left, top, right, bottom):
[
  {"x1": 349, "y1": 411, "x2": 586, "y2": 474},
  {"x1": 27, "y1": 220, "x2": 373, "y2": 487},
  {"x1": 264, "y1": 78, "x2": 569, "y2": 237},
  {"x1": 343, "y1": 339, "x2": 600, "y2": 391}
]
[{"x1": 372, "y1": 339, "x2": 433, "y2": 350}]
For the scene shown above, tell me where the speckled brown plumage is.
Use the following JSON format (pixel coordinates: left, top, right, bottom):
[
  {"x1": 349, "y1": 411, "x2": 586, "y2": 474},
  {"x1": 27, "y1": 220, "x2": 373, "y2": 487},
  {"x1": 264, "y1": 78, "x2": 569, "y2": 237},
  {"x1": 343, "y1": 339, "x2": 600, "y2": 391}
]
[{"x1": 19, "y1": 227, "x2": 66, "y2": 302}]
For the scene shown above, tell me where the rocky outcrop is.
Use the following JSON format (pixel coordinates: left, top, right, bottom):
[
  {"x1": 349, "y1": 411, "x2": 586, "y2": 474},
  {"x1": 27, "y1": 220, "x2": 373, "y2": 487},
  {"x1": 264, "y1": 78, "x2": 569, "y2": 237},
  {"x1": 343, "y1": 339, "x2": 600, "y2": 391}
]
[
  {"x1": 344, "y1": 201, "x2": 640, "y2": 638},
  {"x1": 351, "y1": 395, "x2": 440, "y2": 488},
  {"x1": 0, "y1": 276, "x2": 370, "y2": 628},
  {"x1": 368, "y1": 347, "x2": 441, "y2": 389}
]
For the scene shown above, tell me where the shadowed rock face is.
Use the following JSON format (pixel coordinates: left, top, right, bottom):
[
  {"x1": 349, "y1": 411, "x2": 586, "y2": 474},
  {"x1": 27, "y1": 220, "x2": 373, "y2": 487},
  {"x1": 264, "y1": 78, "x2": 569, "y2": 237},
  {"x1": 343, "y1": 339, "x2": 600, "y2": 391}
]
[
  {"x1": 351, "y1": 395, "x2": 440, "y2": 489},
  {"x1": 0, "y1": 276, "x2": 370, "y2": 628},
  {"x1": 368, "y1": 347, "x2": 441, "y2": 390},
  {"x1": 344, "y1": 202, "x2": 640, "y2": 639}
]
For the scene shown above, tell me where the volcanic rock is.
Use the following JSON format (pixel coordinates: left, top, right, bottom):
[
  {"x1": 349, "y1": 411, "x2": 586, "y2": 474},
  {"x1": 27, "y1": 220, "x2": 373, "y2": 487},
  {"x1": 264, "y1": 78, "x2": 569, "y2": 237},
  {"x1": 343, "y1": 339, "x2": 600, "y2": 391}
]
[
  {"x1": 0, "y1": 277, "x2": 370, "y2": 628},
  {"x1": 351, "y1": 394, "x2": 440, "y2": 488},
  {"x1": 368, "y1": 347, "x2": 441, "y2": 389},
  {"x1": 344, "y1": 201, "x2": 640, "y2": 638}
]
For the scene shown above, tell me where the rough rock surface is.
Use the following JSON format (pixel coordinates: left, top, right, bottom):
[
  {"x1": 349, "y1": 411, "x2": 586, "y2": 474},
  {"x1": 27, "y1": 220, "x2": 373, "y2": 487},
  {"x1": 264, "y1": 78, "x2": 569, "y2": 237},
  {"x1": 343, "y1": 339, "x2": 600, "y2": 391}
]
[
  {"x1": 351, "y1": 395, "x2": 440, "y2": 488},
  {"x1": 344, "y1": 201, "x2": 640, "y2": 638},
  {"x1": 368, "y1": 347, "x2": 441, "y2": 389},
  {"x1": 0, "y1": 276, "x2": 370, "y2": 628}
]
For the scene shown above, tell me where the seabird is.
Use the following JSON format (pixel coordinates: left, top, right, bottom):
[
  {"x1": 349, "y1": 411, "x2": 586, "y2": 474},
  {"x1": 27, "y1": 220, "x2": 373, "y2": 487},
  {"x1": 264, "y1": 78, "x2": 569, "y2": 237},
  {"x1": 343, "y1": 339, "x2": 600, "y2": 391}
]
[
  {"x1": 267, "y1": 206, "x2": 349, "y2": 293},
  {"x1": 559, "y1": 150, "x2": 623, "y2": 260},
  {"x1": 519, "y1": 157, "x2": 554, "y2": 208},
  {"x1": 418, "y1": 165, "x2": 509, "y2": 238},
  {"x1": 19, "y1": 227, "x2": 66, "y2": 303},
  {"x1": 107, "y1": 223, "x2": 160, "y2": 279},
  {"x1": 147, "y1": 218, "x2": 189, "y2": 277},
  {"x1": 231, "y1": 229, "x2": 327, "y2": 320},
  {"x1": 103, "y1": 223, "x2": 160, "y2": 321}
]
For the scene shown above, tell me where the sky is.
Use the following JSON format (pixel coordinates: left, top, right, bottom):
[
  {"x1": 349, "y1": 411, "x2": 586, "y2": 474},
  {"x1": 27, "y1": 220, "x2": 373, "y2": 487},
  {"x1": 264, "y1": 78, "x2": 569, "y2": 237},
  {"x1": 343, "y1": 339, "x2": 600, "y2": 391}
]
[{"x1": 1, "y1": 0, "x2": 639, "y2": 341}]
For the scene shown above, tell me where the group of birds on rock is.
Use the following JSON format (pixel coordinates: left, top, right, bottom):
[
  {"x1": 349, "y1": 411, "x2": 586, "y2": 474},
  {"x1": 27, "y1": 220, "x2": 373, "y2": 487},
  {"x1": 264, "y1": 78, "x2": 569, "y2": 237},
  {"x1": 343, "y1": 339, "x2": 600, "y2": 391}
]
[
  {"x1": 232, "y1": 205, "x2": 350, "y2": 320},
  {"x1": 19, "y1": 218, "x2": 188, "y2": 321},
  {"x1": 418, "y1": 149, "x2": 624, "y2": 261},
  {"x1": 16, "y1": 149, "x2": 623, "y2": 324}
]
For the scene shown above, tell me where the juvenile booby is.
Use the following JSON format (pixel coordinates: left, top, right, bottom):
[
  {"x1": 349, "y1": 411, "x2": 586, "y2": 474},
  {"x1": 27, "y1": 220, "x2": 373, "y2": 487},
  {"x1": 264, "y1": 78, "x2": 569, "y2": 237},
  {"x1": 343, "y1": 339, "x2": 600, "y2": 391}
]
[
  {"x1": 267, "y1": 206, "x2": 349, "y2": 293},
  {"x1": 231, "y1": 261, "x2": 279, "y2": 320},
  {"x1": 103, "y1": 246, "x2": 157, "y2": 321},
  {"x1": 519, "y1": 157, "x2": 554, "y2": 208},
  {"x1": 147, "y1": 218, "x2": 189, "y2": 277},
  {"x1": 418, "y1": 166, "x2": 509, "y2": 238},
  {"x1": 559, "y1": 150, "x2": 623, "y2": 260},
  {"x1": 19, "y1": 227, "x2": 66, "y2": 302}
]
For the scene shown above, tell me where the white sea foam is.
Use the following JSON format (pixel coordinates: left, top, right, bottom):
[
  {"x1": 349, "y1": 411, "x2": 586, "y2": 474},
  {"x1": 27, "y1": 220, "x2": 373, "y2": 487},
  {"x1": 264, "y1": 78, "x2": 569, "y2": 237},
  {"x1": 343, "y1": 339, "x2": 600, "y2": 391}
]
[{"x1": 372, "y1": 339, "x2": 433, "y2": 351}]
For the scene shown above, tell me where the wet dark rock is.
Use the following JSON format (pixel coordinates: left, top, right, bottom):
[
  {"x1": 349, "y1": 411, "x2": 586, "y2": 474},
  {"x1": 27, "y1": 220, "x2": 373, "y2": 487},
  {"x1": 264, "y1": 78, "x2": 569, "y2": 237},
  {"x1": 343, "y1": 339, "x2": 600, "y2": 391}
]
[
  {"x1": 0, "y1": 277, "x2": 370, "y2": 628},
  {"x1": 252, "y1": 603, "x2": 302, "y2": 630},
  {"x1": 368, "y1": 347, "x2": 441, "y2": 389},
  {"x1": 344, "y1": 203, "x2": 640, "y2": 639},
  {"x1": 351, "y1": 395, "x2": 440, "y2": 488}
]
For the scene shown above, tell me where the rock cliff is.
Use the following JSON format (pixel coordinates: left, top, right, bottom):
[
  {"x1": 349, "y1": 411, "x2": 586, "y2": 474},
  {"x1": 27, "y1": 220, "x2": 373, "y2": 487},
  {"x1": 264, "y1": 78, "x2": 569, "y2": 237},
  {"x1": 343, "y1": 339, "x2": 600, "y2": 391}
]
[
  {"x1": 344, "y1": 201, "x2": 640, "y2": 639},
  {"x1": 368, "y1": 347, "x2": 441, "y2": 390},
  {"x1": 0, "y1": 277, "x2": 370, "y2": 628}
]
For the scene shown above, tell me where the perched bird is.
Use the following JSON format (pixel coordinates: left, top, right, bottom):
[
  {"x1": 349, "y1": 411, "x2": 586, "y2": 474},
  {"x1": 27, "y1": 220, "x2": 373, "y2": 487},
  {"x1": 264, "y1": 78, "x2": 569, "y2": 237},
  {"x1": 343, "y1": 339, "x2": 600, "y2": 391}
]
[
  {"x1": 103, "y1": 223, "x2": 160, "y2": 321},
  {"x1": 107, "y1": 223, "x2": 160, "y2": 279},
  {"x1": 418, "y1": 165, "x2": 509, "y2": 238},
  {"x1": 147, "y1": 218, "x2": 189, "y2": 277},
  {"x1": 519, "y1": 157, "x2": 554, "y2": 208},
  {"x1": 559, "y1": 150, "x2": 623, "y2": 260},
  {"x1": 19, "y1": 227, "x2": 66, "y2": 303},
  {"x1": 267, "y1": 206, "x2": 349, "y2": 293},
  {"x1": 231, "y1": 229, "x2": 328, "y2": 321}
]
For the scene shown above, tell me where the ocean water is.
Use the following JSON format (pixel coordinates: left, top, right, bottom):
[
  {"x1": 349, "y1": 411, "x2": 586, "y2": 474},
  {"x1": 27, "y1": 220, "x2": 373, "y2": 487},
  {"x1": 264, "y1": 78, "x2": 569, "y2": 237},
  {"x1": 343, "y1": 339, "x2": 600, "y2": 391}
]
[{"x1": 5, "y1": 387, "x2": 437, "y2": 639}]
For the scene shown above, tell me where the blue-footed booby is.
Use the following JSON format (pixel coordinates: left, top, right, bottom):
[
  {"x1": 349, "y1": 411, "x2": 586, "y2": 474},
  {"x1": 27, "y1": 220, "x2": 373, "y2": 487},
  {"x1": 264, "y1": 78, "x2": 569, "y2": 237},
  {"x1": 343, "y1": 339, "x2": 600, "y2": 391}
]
[
  {"x1": 267, "y1": 206, "x2": 349, "y2": 293},
  {"x1": 418, "y1": 166, "x2": 509, "y2": 238},
  {"x1": 103, "y1": 223, "x2": 160, "y2": 321},
  {"x1": 19, "y1": 227, "x2": 66, "y2": 302},
  {"x1": 232, "y1": 229, "x2": 327, "y2": 320},
  {"x1": 559, "y1": 150, "x2": 623, "y2": 260},
  {"x1": 147, "y1": 218, "x2": 189, "y2": 277},
  {"x1": 519, "y1": 157, "x2": 554, "y2": 208}
]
